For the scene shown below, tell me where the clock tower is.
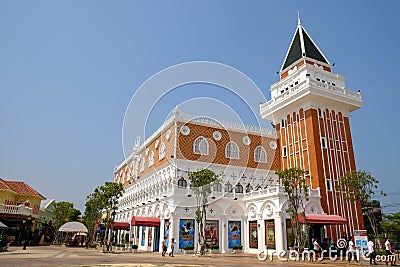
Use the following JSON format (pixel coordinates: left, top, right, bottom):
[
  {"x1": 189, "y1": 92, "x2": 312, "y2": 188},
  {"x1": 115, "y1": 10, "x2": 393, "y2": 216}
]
[{"x1": 260, "y1": 17, "x2": 364, "y2": 239}]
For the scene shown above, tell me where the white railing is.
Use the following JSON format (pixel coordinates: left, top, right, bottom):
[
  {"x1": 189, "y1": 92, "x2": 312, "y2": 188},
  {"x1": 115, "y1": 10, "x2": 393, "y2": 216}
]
[{"x1": 0, "y1": 204, "x2": 34, "y2": 217}]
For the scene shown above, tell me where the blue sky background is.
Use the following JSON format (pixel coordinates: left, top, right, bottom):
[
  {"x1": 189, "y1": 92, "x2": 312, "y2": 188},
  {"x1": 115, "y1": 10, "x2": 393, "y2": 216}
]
[{"x1": 1, "y1": 1, "x2": 399, "y2": 213}]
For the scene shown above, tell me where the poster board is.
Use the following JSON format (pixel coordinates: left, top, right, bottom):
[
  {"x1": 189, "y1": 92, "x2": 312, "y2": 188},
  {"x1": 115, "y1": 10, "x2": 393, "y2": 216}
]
[
  {"x1": 228, "y1": 221, "x2": 241, "y2": 248},
  {"x1": 353, "y1": 229, "x2": 368, "y2": 250}
]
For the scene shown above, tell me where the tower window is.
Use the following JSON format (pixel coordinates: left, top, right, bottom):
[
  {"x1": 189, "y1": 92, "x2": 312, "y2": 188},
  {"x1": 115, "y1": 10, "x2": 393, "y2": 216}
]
[
  {"x1": 326, "y1": 179, "x2": 332, "y2": 191},
  {"x1": 321, "y1": 137, "x2": 327, "y2": 149},
  {"x1": 282, "y1": 146, "x2": 287, "y2": 157},
  {"x1": 281, "y1": 119, "x2": 286, "y2": 128},
  {"x1": 318, "y1": 108, "x2": 323, "y2": 118}
]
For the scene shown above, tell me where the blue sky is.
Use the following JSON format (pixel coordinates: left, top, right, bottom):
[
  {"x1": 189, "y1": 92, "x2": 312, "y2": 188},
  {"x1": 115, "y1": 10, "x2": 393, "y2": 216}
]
[{"x1": 1, "y1": 1, "x2": 399, "y2": 213}]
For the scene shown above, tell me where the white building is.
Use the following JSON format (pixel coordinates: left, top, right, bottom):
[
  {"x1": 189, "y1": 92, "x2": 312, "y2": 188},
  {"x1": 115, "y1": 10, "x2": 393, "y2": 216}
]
[{"x1": 113, "y1": 18, "x2": 363, "y2": 254}]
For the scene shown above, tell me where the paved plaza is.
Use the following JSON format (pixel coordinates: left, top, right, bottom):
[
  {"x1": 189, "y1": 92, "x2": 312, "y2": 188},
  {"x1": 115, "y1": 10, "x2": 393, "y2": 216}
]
[{"x1": 0, "y1": 245, "x2": 383, "y2": 267}]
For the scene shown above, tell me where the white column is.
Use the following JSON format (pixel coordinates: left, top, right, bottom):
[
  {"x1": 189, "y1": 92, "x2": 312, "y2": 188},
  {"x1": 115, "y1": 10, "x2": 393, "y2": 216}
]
[
  {"x1": 242, "y1": 217, "x2": 248, "y2": 252},
  {"x1": 221, "y1": 216, "x2": 228, "y2": 253},
  {"x1": 258, "y1": 217, "x2": 264, "y2": 251},
  {"x1": 274, "y1": 214, "x2": 285, "y2": 251}
]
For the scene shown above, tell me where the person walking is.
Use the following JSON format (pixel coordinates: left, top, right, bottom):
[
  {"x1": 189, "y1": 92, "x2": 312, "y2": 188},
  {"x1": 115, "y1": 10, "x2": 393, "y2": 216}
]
[
  {"x1": 367, "y1": 237, "x2": 377, "y2": 265},
  {"x1": 161, "y1": 240, "x2": 167, "y2": 257},
  {"x1": 347, "y1": 236, "x2": 358, "y2": 265},
  {"x1": 312, "y1": 238, "x2": 322, "y2": 259},
  {"x1": 168, "y1": 238, "x2": 176, "y2": 257}
]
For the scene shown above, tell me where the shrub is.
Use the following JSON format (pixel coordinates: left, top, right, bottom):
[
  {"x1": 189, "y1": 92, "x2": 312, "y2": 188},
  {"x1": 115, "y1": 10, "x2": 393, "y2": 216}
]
[
  {"x1": 88, "y1": 242, "x2": 98, "y2": 248},
  {"x1": 183, "y1": 244, "x2": 194, "y2": 250},
  {"x1": 210, "y1": 244, "x2": 219, "y2": 250},
  {"x1": 232, "y1": 244, "x2": 242, "y2": 250},
  {"x1": 132, "y1": 244, "x2": 138, "y2": 249}
]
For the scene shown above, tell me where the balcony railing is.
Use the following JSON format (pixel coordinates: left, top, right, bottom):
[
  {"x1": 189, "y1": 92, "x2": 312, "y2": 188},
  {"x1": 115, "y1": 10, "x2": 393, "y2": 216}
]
[{"x1": 0, "y1": 204, "x2": 36, "y2": 218}]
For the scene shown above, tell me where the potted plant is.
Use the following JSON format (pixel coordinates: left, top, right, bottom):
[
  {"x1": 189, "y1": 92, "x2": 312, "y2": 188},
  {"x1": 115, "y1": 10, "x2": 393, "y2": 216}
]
[
  {"x1": 209, "y1": 244, "x2": 219, "y2": 254},
  {"x1": 132, "y1": 244, "x2": 138, "y2": 253},
  {"x1": 232, "y1": 244, "x2": 243, "y2": 253},
  {"x1": 183, "y1": 244, "x2": 195, "y2": 254}
]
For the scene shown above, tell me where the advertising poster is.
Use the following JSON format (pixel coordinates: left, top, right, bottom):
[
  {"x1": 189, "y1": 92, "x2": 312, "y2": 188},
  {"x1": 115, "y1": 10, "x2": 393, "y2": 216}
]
[
  {"x1": 179, "y1": 219, "x2": 195, "y2": 249},
  {"x1": 141, "y1": 226, "x2": 146, "y2": 246},
  {"x1": 228, "y1": 221, "x2": 241, "y2": 248},
  {"x1": 286, "y1": 219, "x2": 294, "y2": 249},
  {"x1": 164, "y1": 219, "x2": 170, "y2": 247},
  {"x1": 354, "y1": 230, "x2": 368, "y2": 250},
  {"x1": 205, "y1": 220, "x2": 219, "y2": 246},
  {"x1": 249, "y1": 221, "x2": 258, "y2": 249},
  {"x1": 265, "y1": 220, "x2": 275, "y2": 249}
]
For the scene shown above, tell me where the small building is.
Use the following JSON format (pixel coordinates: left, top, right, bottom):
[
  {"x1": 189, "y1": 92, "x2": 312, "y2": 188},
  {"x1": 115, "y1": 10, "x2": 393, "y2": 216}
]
[{"x1": 0, "y1": 178, "x2": 46, "y2": 245}]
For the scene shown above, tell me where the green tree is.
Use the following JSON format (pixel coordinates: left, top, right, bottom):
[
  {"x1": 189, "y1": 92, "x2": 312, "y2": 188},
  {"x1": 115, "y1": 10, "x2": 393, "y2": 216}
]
[
  {"x1": 84, "y1": 182, "x2": 124, "y2": 244},
  {"x1": 380, "y1": 212, "x2": 400, "y2": 243},
  {"x1": 337, "y1": 170, "x2": 385, "y2": 248},
  {"x1": 276, "y1": 167, "x2": 309, "y2": 251},
  {"x1": 188, "y1": 169, "x2": 220, "y2": 255},
  {"x1": 84, "y1": 190, "x2": 105, "y2": 242},
  {"x1": 53, "y1": 201, "x2": 81, "y2": 230}
]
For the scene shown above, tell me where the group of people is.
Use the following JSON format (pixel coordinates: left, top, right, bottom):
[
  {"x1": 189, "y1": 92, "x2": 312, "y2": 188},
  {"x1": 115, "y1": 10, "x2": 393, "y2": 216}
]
[
  {"x1": 368, "y1": 237, "x2": 397, "y2": 266},
  {"x1": 161, "y1": 237, "x2": 176, "y2": 257},
  {"x1": 312, "y1": 236, "x2": 397, "y2": 265}
]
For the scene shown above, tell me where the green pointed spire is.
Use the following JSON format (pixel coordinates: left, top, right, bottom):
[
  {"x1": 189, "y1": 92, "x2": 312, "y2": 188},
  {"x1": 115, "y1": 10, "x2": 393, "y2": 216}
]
[{"x1": 281, "y1": 19, "x2": 330, "y2": 72}]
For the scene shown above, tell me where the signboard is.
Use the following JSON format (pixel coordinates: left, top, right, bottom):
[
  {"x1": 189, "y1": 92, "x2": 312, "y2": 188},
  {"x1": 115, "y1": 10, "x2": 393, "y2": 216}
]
[
  {"x1": 228, "y1": 221, "x2": 241, "y2": 248},
  {"x1": 179, "y1": 219, "x2": 195, "y2": 249},
  {"x1": 141, "y1": 226, "x2": 146, "y2": 246},
  {"x1": 249, "y1": 221, "x2": 258, "y2": 249},
  {"x1": 353, "y1": 230, "x2": 368, "y2": 250},
  {"x1": 265, "y1": 220, "x2": 275, "y2": 249},
  {"x1": 205, "y1": 220, "x2": 219, "y2": 246},
  {"x1": 164, "y1": 219, "x2": 170, "y2": 247}
]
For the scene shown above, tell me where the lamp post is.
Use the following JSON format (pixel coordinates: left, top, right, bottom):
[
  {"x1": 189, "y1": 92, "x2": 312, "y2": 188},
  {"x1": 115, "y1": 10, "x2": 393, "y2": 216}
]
[{"x1": 22, "y1": 215, "x2": 32, "y2": 250}]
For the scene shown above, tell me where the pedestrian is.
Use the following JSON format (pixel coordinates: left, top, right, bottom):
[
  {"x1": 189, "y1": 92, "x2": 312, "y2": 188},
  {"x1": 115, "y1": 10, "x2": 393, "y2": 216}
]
[
  {"x1": 161, "y1": 240, "x2": 167, "y2": 257},
  {"x1": 385, "y1": 238, "x2": 397, "y2": 266},
  {"x1": 367, "y1": 237, "x2": 377, "y2": 265},
  {"x1": 312, "y1": 238, "x2": 322, "y2": 259},
  {"x1": 347, "y1": 236, "x2": 358, "y2": 265},
  {"x1": 168, "y1": 238, "x2": 176, "y2": 257}
]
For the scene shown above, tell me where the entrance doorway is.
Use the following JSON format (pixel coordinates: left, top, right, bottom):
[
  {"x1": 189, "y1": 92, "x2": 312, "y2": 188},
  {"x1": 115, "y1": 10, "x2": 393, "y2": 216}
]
[{"x1": 153, "y1": 226, "x2": 160, "y2": 252}]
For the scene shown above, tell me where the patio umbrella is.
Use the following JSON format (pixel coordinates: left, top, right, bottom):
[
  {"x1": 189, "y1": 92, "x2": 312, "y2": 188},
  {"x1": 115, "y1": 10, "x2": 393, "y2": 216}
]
[{"x1": 0, "y1": 221, "x2": 7, "y2": 229}]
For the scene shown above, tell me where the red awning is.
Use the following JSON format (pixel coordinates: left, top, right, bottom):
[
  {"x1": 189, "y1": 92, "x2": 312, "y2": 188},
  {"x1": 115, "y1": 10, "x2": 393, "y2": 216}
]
[
  {"x1": 298, "y1": 213, "x2": 348, "y2": 225},
  {"x1": 131, "y1": 216, "x2": 160, "y2": 227},
  {"x1": 108, "y1": 222, "x2": 130, "y2": 230}
]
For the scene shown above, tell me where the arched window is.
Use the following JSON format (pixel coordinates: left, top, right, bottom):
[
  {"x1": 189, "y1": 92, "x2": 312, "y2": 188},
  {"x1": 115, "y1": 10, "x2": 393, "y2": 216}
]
[
  {"x1": 235, "y1": 184, "x2": 243, "y2": 193},
  {"x1": 193, "y1": 136, "x2": 209, "y2": 155},
  {"x1": 225, "y1": 141, "x2": 239, "y2": 159},
  {"x1": 178, "y1": 178, "x2": 187, "y2": 188},
  {"x1": 159, "y1": 142, "x2": 165, "y2": 160},
  {"x1": 213, "y1": 182, "x2": 222, "y2": 192},
  {"x1": 246, "y1": 184, "x2": 253, "y2": 193},
  {"x1": 148, "y1": 151, "x2": 154, "y2": 167},
  {"x1": 140, "y1": 158, "x2": 145, "y2": 173},
  {"x1": 254, "y1": 146, "x2": 267, "y2": 163},
  {"x1": 225, "y1": 182, "x2": 233, "y2": 193}
]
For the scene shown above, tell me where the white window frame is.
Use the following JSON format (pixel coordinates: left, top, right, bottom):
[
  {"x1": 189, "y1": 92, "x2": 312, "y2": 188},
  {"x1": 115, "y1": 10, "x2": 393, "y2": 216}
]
[
  {"x1": 140, "y1": 158, "x2": 145, "y2": 173},
  {"x1": 326, "y1": 179, "x2": 332, "y2": 191},
  {"x1": 148, "y1": 151, "x2": 154, "y2": 167},
  {"x1": 159, "y1": 142, "x2": 165, "y2": 160},
  {"x1": 254, "y1": 146, "x2": 267, "y2": 163},
  {"x1": 225, "y1": 141, "x2": 239, "y2": 159},
  {"x1": 193, "y1": 136, "x2": 209, "y2": 155}
]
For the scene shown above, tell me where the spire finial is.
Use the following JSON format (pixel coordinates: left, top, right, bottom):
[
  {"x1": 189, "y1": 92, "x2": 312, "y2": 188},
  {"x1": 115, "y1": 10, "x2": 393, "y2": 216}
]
[{"x1": 297, "y1": 10, "x2": 301, "y2": 25}]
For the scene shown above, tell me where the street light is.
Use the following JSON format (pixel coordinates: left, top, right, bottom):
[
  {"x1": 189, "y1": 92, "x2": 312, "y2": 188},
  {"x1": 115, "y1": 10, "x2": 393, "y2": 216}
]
[{"x1": 22, "y1": 215, "x2": 32, "y2": 250}]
